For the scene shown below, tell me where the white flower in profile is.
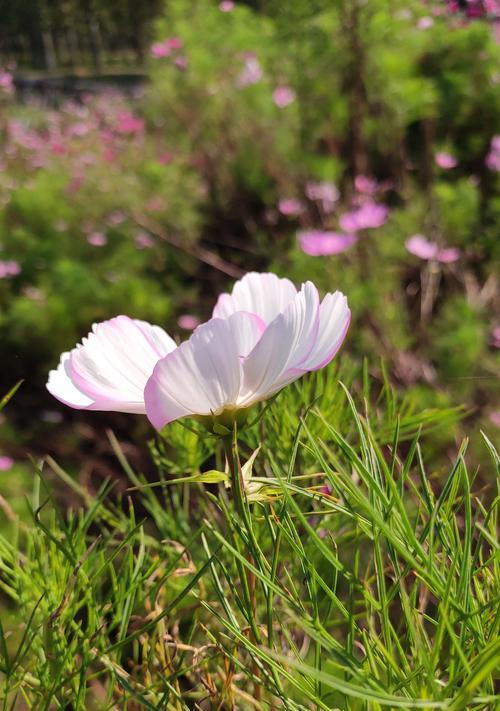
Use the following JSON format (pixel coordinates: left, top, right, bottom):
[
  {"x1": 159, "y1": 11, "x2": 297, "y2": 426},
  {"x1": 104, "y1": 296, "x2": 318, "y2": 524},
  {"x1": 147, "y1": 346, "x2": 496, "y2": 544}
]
[
  {"x1": 47, "y1": 316, "x2": 176, "y2": 414},
  {"x1": 145, "y1": 273, "x2": 350, "y2": 430}
]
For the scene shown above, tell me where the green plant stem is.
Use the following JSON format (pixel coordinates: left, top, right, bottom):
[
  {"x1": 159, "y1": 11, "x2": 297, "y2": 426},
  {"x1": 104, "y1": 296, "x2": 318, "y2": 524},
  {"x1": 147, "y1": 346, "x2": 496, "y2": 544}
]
[{"x1": 222, "y1": 428, "x2": 262, "y2": 704}]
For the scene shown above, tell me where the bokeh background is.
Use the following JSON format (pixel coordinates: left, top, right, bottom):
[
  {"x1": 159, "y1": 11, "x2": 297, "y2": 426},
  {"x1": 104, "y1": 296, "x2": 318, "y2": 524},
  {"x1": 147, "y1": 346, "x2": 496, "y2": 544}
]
[{"x1": 0, "y1": 0, "x2": 498, "y2": 495}]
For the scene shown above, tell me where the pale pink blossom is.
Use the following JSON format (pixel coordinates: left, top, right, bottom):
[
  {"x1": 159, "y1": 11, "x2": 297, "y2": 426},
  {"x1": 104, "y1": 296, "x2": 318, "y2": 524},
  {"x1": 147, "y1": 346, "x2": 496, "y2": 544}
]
[
  {"x1": 305, "y1": 181, "x2": 339, "y2": 214},
  {"x1": 278, "y1": 198, "x2": 304, "y2": 216},
  {"x1": 157, "y1": 152, "x2": 173, "y2": 165},
  {"x1": 339, "y1": 201, "x2": 388, "y2": 232},
  {"x1": 485, "y1": 135, "x2": 500, "y2": 171},
  {"x1": 0, "y1": 456, "x2": 14, "y2": 471},
  {"x1": 435, "y1": 152, "x2": 458, "y2": 169},
  {"x1": 135, "y1": 231, "x2": 154, "y2": 249},
  {"x1": 0, "y1": 260, "x2": 21, "y2": 278},
  {"x1": 47, "y1": 316, "x2": 177, "y2": 413},
  {"x1": 237, "y1": 56, "x2": 263, "y2": 88},
  {"x1": 0, "y1": 70, "x2": 13, "y2": 93},
  {"x1": 116, "y1": 111, "x2": 145, "y2": 135},
  {"x1": 146, "y1": 273, "x2": 350, "y2": 429},
  {"x1": 178, "y1": 314, "x2": 200, "y2": 330},
  {"x1": 108, "y1": 210, "x2": 126, "y2": 225},
  {"x1": 405, "y1": 234, "x2": 461, "y2": 263},
  {"x1": 173, "y1": 56, "x2": 188, "y2": 71},
  {"x1": 354, "y1": 175, "x2": 378, "y2": 195},
  {"x1": 272, "y1": 86, "x2": 296, "y2": 108},
  {"x1": 490, "y1": 326, "x2": 500, "y2": 349},
  {"x1": 150, "y1": 37, "x2": 183, "y2": 58},
  {"x1": 219, "y1": 1, "x2": 235, "y2": 10},
  {"x1": 417, "y1": 16, "x2": 434, "y2": 29},
  {"x1": 298, "y1": 230, "x2": 357, "y2": 256},
  {"x1": 151, "y1": 42, "x2": 171, "y2": 58},
  {"x1": 87, "y1": 232, "x2": 107, "y2": 247},
  {"x1": 489, "y1": 411, "x2": 500, "y2": 428}
]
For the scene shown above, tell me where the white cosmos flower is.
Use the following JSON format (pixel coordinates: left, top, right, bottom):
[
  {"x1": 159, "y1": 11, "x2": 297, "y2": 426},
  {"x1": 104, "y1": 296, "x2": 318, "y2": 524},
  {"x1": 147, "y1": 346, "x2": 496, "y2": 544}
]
[
  {"x1": 145, "y1": 273, "x2": 350, "y2": 430},
  {"x1": 47, "y1": 315, "x2": 176, "y2": 414}
]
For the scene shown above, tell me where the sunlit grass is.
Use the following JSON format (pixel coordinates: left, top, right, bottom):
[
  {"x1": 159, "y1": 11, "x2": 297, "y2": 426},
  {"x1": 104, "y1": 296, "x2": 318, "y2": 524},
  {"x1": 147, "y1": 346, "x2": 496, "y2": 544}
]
[{"x1": 0, "y1": 371, "x2": 498, "y2": 709}]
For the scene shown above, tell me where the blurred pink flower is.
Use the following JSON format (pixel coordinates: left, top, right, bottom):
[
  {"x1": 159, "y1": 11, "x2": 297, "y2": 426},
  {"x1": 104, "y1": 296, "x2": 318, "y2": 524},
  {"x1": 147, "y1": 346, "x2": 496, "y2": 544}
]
[
  {"x1": 435, "y1": 152, "x2": 458, "y2": 169},
  {"x1": 405, "y1": 235, "x2": 461, "y2": 263},
  {"x1": 67, "y1": 121, "x2": 89, "y2": 138},
  {"x1": 157, "y1": 151, "x2": 173, "y2": 165},
  {"x1": 66, "y1": 175, "x2": 85, "y2": 194},
  {"x1": 0, "y1": 260, "x2": 21, "y2": 278},
  {"x1": 51, "y1": 140, "x2": 66, "y2": 156},
  {"x1": 237, "y1": 56, "x2": 263, "y2": 87},
  {"x1": 147, "y1": 197, "x2": 165, "y2": 212},
  {"x1": 339, "y1": 201, "x2": 388, "y2": 232},
  {"x1": 151, "y1": 37, "x2": 183, "y2": 58},
  {"x1": 485, "y1": 135, "x2": 500, "y2": 171},
  {"x1": 0, "y1": 456, "x2": 14, "y2": 471},
  {"x1": 355, "y1": 175, "x2": 378, "y2": 195},
  {"x1": 437, "y1": 247, "x2": 462, "y2": 263},
  {"x1": 173, "y1": 56, "x2": 188, "y2": 71},
  {"x1": 298, "y1": 230, "x2": 357, "y2": 256},
  {"x1": 490, "y1": 326, "x2": 500, "y2": 348},
  {"x1": 489, "y1": 411, "x2": 500, "y2": 428},
  {"x1": 0, "y1": 70, "x2": 13, "y2": 93},
  {"x1": 87, "y1": 232, "x2": 107, "y2": 247},
  {"x1": 417, "y1": 16, "x2": 434, "y2": 29},
  {"x1": 278, "y1": 198, "x2": 304, "y2": 216},
  {"x1": 108, "y1": 210, "x2": 126, "y2": 225},
  {"x1": 151, "y1": 42, "x2": 171, "y2": 58},
  {"x1": 116, "y1": 111, "x2": 145, "y2": 135},
  {"x1": 135, "y1": 231, "x2": 154, "y2": 249},
  {"x1": 305, "y1": 181, "x2": 339, "y2": 214},
  {"x1": 219, "y1": 1, "x2": 235, "y2": 10},
  {"x1": 272, "y1": 86, "x2": 296, "y2": 108},
  {"x1": 178, "y1": 314, "x2": 200, "y2": 330}
]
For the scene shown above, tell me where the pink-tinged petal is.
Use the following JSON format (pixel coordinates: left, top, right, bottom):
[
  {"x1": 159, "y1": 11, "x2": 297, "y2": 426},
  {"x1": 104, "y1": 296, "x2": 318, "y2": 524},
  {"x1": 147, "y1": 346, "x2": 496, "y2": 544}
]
[
  {"x1": 338, "y1": 211, "x2": 359, "y2": 233},
  {"x1": 278, "y1": 198, "x2": 304, "y2": 216},
  {"x1": 354, "y1": 175, "x2": 378, "y2": 195},
  {"x1": 437, "y1": 247, "x2": 461, "y2": 263},
  {"x1": 298, "y1": 230, "x2": 357, "y2": 256},
  {"x1": 145, "y1": 316, "x2": 246, "y2": 429},
  {"x1": 47, "y1": 316, "x2": 176, "y2": 413},
  {"x1": 227, "y1": 311, "x2": 266, "y2": 357},
  {"x1": 405, "y1": 235, "x2": 439, "y2": 260},
  {"x1": 47, "y1": 352, "x2": 96, "y2": 409},
  {"x1": 339, "y1": 202, "x2": 388, "y2": 232},
  {"x1": 213, "y1": 272, "x2": 297, "y2": 324},
  {"x1": 489, "y1": 411, "x2": 500, "y2": 428},
  {"x1": 0, "y1": 456, "x2": 14, "y2": 471},
  {"x1": 272, "y1": 86, "x2": 296, "y2": 108},
  {"x1": 299, "y1": 292, "x2": 350, "y2": 370},
  {"x1": 178, "y1": 314, "x2": 200, "y2": 330},
  {"x1": 239, "y1": 282, "x2": 320, "y2": 405},
  {"x1": 435, "y1": 152, "x2": 457, "y2": 169}
]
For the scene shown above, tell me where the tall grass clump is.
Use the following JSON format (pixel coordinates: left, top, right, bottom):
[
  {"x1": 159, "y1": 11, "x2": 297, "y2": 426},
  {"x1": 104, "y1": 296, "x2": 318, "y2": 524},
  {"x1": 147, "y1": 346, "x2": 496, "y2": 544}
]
[{"x1": 0, "y1": 369, "x2": 498, "y2": 709}]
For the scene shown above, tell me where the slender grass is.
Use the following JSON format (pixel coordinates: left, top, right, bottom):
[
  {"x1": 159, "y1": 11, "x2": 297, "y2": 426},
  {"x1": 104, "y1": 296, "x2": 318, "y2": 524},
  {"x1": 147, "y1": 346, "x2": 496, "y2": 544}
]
[{"x1": 0, "y1": 370, "x2": 497, "y2": 709}]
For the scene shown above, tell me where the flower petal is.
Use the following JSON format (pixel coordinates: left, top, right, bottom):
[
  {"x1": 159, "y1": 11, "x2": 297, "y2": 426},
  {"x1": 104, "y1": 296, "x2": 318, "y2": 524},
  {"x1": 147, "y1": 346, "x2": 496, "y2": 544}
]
[
  {"x1": 47, "y1": 352, "x2": 95, "y2": 409},
  {"x1": 239, "y1": 281, "x2": 320, "y2": 405},
  {"x1": 213, "y1": 272, "x2": 297, "y2": 324},
  {"x1": 299, "y1": 292, "x2": 350, "y2": 370},
  {"x1": 228, "y1": 311, "x2": 266, "y2": 356},
  {"x1": 405, "y1": 235, "x2": 438, "y2": 261},
  {"x1": 145, "y1": 314, "x2": 252, "y2": 429},
  {"x1": 47, "y1": 316, "x2": 176, "y2": 413}
]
